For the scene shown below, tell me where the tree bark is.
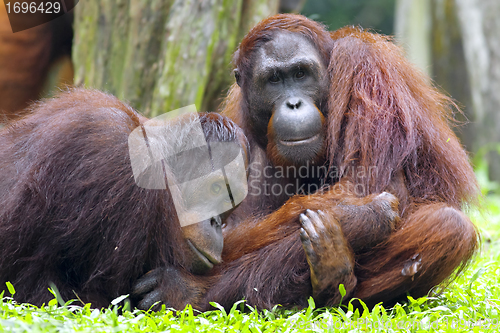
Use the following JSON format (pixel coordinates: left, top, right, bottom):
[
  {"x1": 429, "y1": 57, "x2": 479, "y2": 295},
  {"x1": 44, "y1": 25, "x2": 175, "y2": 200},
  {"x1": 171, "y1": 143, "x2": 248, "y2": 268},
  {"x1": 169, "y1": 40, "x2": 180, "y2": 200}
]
[
  {"x1": 430, "y1": 0, "x2": 473, "y2": 152},
  {"x1": 73, "y1": 0, "x2": 279, "y2": 117},
  {"x1": 395, "y1": 0, "x2": 500, "y2": 182},
  {"x1": 394, "y1": 0, "x2": 432, "y2": 75},
  {"x1": 395, "y1": 0, "x2": 472, "y2": 145},
  {"x1": 455, "y1": 0, "x2": 500, "y2": 182}
]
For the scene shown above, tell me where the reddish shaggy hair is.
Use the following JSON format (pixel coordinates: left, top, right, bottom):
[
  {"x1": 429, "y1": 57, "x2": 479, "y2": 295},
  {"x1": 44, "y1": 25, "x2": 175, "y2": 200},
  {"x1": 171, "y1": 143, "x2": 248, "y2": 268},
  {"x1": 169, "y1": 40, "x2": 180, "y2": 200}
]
[{"x1": 326, "y1": 27, "x2": 478, "y2": 209}]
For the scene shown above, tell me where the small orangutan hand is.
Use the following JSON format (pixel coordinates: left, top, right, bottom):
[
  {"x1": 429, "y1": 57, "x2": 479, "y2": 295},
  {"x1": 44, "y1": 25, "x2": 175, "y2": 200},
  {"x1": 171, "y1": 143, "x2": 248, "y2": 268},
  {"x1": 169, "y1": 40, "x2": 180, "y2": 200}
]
[{"x1": 131, "y1": 267, "x2": 204, "y2": 311}]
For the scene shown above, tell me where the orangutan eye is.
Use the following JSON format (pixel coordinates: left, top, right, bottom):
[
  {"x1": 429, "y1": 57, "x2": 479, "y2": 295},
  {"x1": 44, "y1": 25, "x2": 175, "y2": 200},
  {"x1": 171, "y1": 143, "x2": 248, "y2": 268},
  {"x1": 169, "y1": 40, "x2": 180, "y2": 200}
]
[
  {"x1": 296, "y1": 70, "x2": 305, "y2": 79},
  {"x1": 210, "y1": 182, "x2": 222, "y2": 194},
  {"x1": 269, "y1": 74, "x2": 281, "y2": 83}
]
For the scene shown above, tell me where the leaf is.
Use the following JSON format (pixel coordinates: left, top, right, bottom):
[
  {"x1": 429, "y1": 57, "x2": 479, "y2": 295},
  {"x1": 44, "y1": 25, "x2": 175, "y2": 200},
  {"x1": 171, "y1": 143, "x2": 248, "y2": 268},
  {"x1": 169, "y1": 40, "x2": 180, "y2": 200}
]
[
  {"x1": 209, "y1": 302, "x2": 227, "y2": 317},
  {"x1": 307, "y1": 296, "x2": 316, "y2": 310},
  {"x1": 339, "y1": 283, "x2": 347, "y2": 304},
  {"x1": 305, "y1": 297, "x2": 315, "y2": 318},
  {"x1": 469, "y1": 267, "x2": 487, "y2": 290},
  {"x1": 111, "y1": 294, "x2": 129, "y2": 305},
  {"x1": 230, "y1": 299, "x2": 246, "y2": 315},
  {"x1": 5, "y1": 282, "x2": 15, "y2": 296}
]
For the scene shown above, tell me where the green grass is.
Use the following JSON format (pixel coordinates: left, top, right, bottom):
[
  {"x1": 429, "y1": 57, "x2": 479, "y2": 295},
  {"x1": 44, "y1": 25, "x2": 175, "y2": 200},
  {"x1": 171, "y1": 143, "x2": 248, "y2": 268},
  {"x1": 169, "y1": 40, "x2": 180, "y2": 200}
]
[{"x1": 1, "y1": 192, "x2": 500, "y2": 332}]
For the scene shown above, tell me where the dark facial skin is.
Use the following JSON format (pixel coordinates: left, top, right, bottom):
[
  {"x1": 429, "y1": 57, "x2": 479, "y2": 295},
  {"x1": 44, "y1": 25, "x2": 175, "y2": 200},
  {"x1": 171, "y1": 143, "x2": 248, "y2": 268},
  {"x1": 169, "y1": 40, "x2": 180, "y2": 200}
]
[
  {"x1": 236, "y1": 31, "x2": 329, "y2": 165},
  {"x1": 180, "y1": 171, "x2": 237, "y2": 274},
  {"x1": 169, "y1": 139, "x2": 247, "y2": 274},
  {"x1": 182, "y1": 217, "x2": 223, "y2": 274},
  {"x1": 177, "y1": 170, "x2": 228, "y2": 275}
]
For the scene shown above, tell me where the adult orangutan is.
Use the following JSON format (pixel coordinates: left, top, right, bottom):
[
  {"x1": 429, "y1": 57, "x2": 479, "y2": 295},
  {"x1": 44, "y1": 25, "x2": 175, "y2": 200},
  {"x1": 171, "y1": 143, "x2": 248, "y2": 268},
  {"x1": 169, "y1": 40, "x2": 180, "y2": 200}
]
[
  {"x1": 134, "y1": 14, "x2": 478, "y2": 311},
  {"x1": 0, "y1": 88, "x2": 249, "y2": 309}
]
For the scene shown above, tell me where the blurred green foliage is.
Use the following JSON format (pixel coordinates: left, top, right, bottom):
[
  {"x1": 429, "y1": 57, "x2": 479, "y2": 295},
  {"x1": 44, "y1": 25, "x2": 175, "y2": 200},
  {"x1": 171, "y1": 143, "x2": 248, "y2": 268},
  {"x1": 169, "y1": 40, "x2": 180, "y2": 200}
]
[
  {"x1": 473, "y1": 144, "x2": 500, "y2": 196},
  {"x1": 301, "y1": 0, "x2": 396, "y2": 35}
]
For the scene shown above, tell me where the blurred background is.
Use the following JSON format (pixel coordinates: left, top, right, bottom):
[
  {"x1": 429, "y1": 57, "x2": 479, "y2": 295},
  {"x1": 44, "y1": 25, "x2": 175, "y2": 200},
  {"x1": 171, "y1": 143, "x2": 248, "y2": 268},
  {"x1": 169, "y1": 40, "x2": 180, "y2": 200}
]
[{"x1": 1, "y1": 0, "x2": 499, "y2": 190}]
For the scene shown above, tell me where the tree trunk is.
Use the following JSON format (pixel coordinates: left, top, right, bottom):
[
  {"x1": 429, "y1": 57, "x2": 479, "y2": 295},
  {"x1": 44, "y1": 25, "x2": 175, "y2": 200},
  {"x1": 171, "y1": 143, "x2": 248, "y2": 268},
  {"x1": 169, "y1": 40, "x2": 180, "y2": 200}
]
[
  {"x1": 455, "y1": 0, "x2": 500, "y2": 182},
  {"x1": 429, "y1": 0, "x2": 473, "y2": 153},
  {"x1": 394, "y1": 0, "x2": 473, "y2": 145},
  {"x1": 73, "y1": 0, "x2": 278, "y2": 117},
  {"x1": 395, "y1": 0, "x2": 500, "y2": 182},
  {"x1": 394, "y1": 0, "x2": 432, "y2": 75}
]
